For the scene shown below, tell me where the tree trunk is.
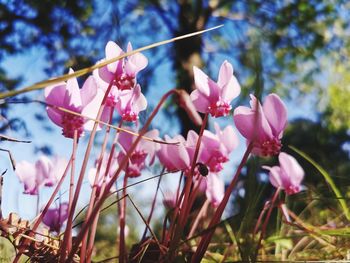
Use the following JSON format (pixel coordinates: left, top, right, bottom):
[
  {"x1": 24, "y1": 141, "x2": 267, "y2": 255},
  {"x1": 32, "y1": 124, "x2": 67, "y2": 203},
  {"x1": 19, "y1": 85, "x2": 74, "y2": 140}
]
[{"x1": 173, "y1": 1, "x2": 212, "y2": 135}]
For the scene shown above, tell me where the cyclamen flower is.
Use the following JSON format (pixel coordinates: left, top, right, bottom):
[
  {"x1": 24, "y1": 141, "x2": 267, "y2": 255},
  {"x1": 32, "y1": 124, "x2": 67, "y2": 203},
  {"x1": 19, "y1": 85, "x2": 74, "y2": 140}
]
[
  {"x1": 88, "y1": 155, "x2": 118, "y2": 194},
  {"x1": 45, "y1": 69, "x2": 101, "y2": 139},
  {"x1": 190, "y1": 60, "x2": 241, "y2": 117},
  {"x1": 203, "y1": 173, "x2": 225, "y2": 207},
  {"x1": 42, "y1": 202, "x2": 69, "y2": 233},
  {"x1": 157, "y1": 130, "x2": 228, "y2": 207},
  {"x1": 200, "y1": 123, "x2": 239, "y2": 172},
  {"x1": 95, "y1": 41, "x2": 148, "y2": 91},
  {"x1": 263, "y1": 152, "x2": 304, "y2": 195},
  {"x1": 118, "y1": 129, "x2": 159, "y2": 177},
  {"x1": 16, "y1": 156, "x2": 67, "y2": 195},
  {"x1": 116, "y1": 84, "x2": 147, "y2": 122},
  {"x1": 234, "y1": 93, "x2": 287, "y2": 157}
]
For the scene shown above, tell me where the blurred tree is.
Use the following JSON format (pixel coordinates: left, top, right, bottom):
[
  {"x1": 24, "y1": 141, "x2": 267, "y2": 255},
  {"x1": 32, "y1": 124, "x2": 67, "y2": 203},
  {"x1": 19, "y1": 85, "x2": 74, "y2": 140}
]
[{"x1": 1, "y1": 0, "x2": 350, "y2": 135}]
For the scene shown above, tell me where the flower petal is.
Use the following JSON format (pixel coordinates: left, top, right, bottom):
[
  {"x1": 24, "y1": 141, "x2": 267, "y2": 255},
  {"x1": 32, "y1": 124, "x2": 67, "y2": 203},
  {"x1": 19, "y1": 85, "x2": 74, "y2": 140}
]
[
  {"x1": 80, "y1": 76, "x2": 98, "y2": 106},
  {"x1": 190, "y1": 89, "x2": 210, "y2": 113},
  {"x1": 279, "y1": 152, "x2": 304, "y2": 186},
  {"x1": 263, "y1": 94, "x2": 288, "y2": 137},
  {"x1": 193, "y1": 66, "x2": 210, "y2": 97},
  {"x1": 64, "y1": 69, "x2": 82, "y2": 109},
  {"x1": 105, "y1": 41, "x2": 124, "y2": 73}
]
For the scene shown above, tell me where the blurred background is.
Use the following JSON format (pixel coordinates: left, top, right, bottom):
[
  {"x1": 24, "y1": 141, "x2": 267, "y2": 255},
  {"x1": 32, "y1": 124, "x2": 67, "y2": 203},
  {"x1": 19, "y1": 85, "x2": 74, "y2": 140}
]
[{"x1": 1, "y1": 0, "x2": 350, "y2": 260}]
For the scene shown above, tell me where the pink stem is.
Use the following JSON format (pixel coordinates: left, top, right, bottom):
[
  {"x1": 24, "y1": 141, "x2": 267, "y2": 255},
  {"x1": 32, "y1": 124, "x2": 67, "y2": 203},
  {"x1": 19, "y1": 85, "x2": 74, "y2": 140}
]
[
  {"x1": 66, "y1": 89, "x2": 179, "y2": 261},
  {"x1": 80, "y1": 108, "x2": 114, "y2": 261},
  {"x1": 187, "y1": 199, "x2": 210, "y2": 239},
  {"x1": 191, "y1": 143, "x2": 253, "y2": 263},
  {"x1": 254, "y1": 188, "x2": 281, "y2": 261},
  {"x1": 141, "y1": 166, "x2": 165, "y2": 240},
  {"x1": 60, "y1": 129, "x2": 78, "y2": 259},
  {"x1": 13, "y1": 156, "x2": 72, "y2": 262},
  {"x1": 119, "y1": 173, "x2": 128, "y2": 263},
  {"x1": 86, "y1": 121, "x2": 123, "y2": 262},
  {"x1": 59, "y1": 59, "x2": 121, "y2": 262},
  {"x1": 168, "y1": 113, "x2": 208, "y2": 259}
]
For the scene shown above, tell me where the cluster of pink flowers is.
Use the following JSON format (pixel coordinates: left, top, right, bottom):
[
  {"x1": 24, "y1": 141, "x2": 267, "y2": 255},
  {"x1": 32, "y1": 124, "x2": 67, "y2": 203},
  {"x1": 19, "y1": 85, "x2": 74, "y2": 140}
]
[
  {"x1": 44, "y1": 41, "x2": 148, "y2": 140},
  {"x1": 189, "y1": 61, "x2": 304, "y2": 195},
  {"x1": 16, "y1": 156, "x2": 67, "y2": 195},
  {"x1": 14, "y1": 40, "x2": 306, "y2": 237}
]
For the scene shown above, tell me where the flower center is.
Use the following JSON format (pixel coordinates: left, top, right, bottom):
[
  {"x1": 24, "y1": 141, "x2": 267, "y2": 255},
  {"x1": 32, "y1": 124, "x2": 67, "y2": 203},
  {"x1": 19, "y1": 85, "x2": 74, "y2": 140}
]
[
  {"x1": 207, "y1": 155, "x2": 229, "y2": 172},
  {"x1": 114, "y1": 73, "x2": 135, "y2": 91},
  {"x1": 259, "y1": 138, "x2": 282, "y2": 157},
  {"x1": 61, "y1": 113, "x2": 84, "y2": 139},
  {"x1": 208, "y1": 101, "x2": 232, "y2": 118},
  {"x1": 130, "y1": 150, "x2": 148, "y2": 167},
  {"x1": 122, "y1": 111, "x2": 138, "y2": 122},
  {"x1": 285, "y1": 185, "x2": 301, "y2": 195}
]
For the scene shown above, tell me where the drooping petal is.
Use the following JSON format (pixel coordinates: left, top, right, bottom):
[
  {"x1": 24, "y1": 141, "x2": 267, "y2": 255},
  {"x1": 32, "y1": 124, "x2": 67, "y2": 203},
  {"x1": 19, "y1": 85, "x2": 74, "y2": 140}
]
[
  {"x1": 65, "y1": 69, "x2": 82, "y2": 109},
  {"x1": 16, "y1": 161, "x2": 38, "y2": 195},
  {"x1": 94, "y1": 64, "x2": 114, "y2": 90},
  {"x1": 45, "y1": 83, "x2": 66, "y2": 107},
  {"x1": 221, "y1": 74, "x2": 241, "y2": 103},
  {"x1": 126, "y1": 42, "x2": 148, "y2": 75},
  {"x1": 278, "y1": 152, "x2": 304, "y2": 186},
  {"x1": 105, "y1": 41, "x2": 124, "y2": 73},
  {"x1": 45, "y1": 84, "x2": 66, "y2": 126},
  {"x1": 51, "y1": 157, "x2": 68, "y2": 184},
  {"x1": 42, "y1": 202, "x2": 69, "y2": 233},
  {"x1": 82, "y1": 89, "x2": 105, "y2": 131},
  {"x1": 190, "y1": 89, "x2": 211, "y2": 113},
  {"x1": 35, "y1": 156, "x2": 52, "y2": 186},
  {"x1": 168, "y1": 143, "x2": 191, "y2": 170},
  {"x1": 217, "y1": 60, "x2": 233, "y2": 88},
  {"x1": 132, "y1": 85, "x2": 148, "y2": 113},
  {"x1": 118, "y1": 129, "x2": 134, "y2": 153},
  {"x1": 263, "y1": 94, "x2": 288, "y2": 137},
  {"x1": 80, "y1": 76, "x2": 98, "y2": 106},
  {"x1": 233, "y1": 106, "x2": 257, "y2": 140},
  {"x1": 263, "y1": 165, "x2": 283, "y2": 189},
  {"x1": 206, "y1": 173, "x2": 224, "y2": 207},
  {"x1": 46, "y1": 108, "x2": 63, "y2": 127},
  {"x1": 193, "y1": 66, "x2": 210, "y2": 97},
  {"x1": 214, "y1": 123, "x2": 239, "y2": 153}
]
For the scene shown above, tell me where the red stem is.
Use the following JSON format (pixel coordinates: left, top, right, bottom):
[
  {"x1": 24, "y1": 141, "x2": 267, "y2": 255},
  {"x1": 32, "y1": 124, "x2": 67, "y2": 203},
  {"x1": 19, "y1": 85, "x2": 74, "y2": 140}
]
[
  {"x1": 254, "y1": 187, "x2": 281, "y2": 261},
  {"x1": 86, "y1": 130, "x2": 121, "y2": 263},
  {"x1": 191, "y1": 143, "x2": 253, "y2": 263},
  {"x1": 168, "y1": 113, "x2": 208, "y2": 259},
  {"x1": 142, "y1": 166, "x2": 165, "y2": 240},
  {"x1": 13, "y1": 156, "x2": 72, "y2": 262},
  {"x1": 60, "y1": 129, "x2": 78, "y2": 259},
  {"x1": 66, "y1": 89, "x2": 178, "y2": 261},
  {"x1": 119, "y1": 173, "x2": 128, "y2": 263},
  {"x1": 80, "y1": 108, "x2": 114, "y2": 261}
]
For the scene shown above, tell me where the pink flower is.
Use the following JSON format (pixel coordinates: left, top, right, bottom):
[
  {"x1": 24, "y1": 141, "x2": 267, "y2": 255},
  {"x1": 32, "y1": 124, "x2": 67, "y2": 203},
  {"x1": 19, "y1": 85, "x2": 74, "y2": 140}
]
[
  {"x1": 200, "y1": 123, "x2": 238, "y2": 172},
  {"x1": 95, "y1": 41, "x2": 148, "y2": 91},
  {"x1": 157, "y1": 131, "x2": 198, "y2": 175},
  {"x1": 157, "y1": 134, "x2": 188, "y2": 171},
  {"x1": 204, "y1": 173, "x2": 224, "y2": 207},
  {"x1": 88, "y1": 155, "x2": 118, "y2": 194},
  {"x1": 116, "y1": 84, "x2": 147, "y2": 122},
  {"x1": 234, "y1": 93, "x2": 287, "y2": 157},
  {"x1": 118, "y1": 129, "x2": 159, "y2": 177},
  {"x1": 263, "y1": 152, "x2": 304, "y2": 195},
  {"x1": 45, "y1": 69, "x2": 101, "y2": 138},
  {"x1": 16, "y1": 156, "x2": 67, "y2": 195},
  {"x1": 36, "y1": 156, "x2": 67, "y2": 187},
  {"x1": 42, "y1": 202, "x2": 69, "y2": 233},
  {"x1": 163, "y1": 191, "x2": 178, "y2": 209},
  {"x1": 190, "y1": 60, "x2": 241, "y2": 117}
]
